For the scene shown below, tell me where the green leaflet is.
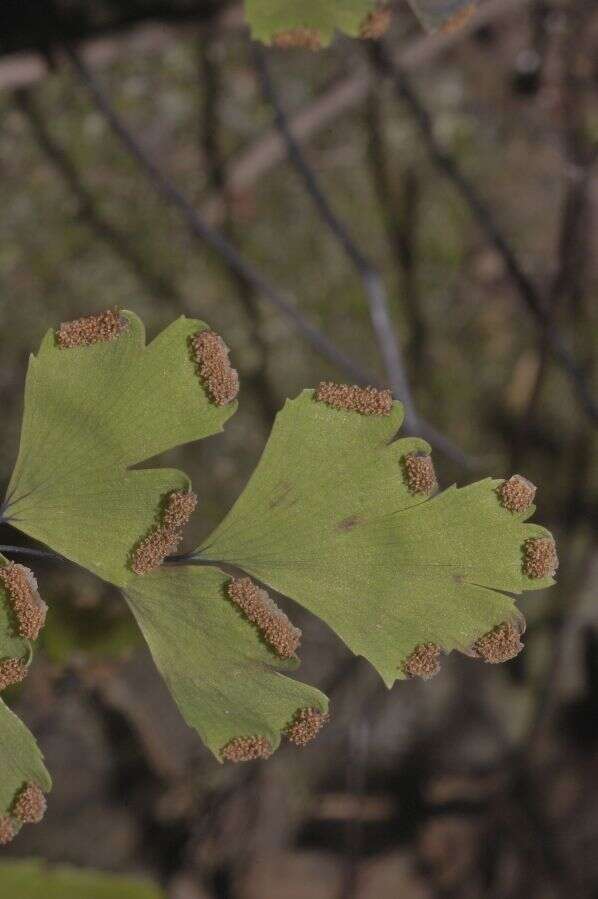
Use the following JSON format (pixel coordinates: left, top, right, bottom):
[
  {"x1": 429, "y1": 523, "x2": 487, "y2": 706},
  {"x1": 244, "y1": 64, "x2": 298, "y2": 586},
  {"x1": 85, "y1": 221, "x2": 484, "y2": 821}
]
[
  {"x1": 199, "y1": 391, "x2": 555, "y2": 687},
  {"x1": 0, "y1": 699, "x2": 51, "y2": 828},
  {"x1": 4, "y1": 311, "x2": 235, "y2": 586},
  {"x1": 244, "y1": 0, "x2": 477, "y2": 45},
  {"x1": 0, "y1": 860, "x2": 163, "y2": 898},
  {"x1": 0, "y1": 554, "x2": 50, "y2": 830},
  {"x1": 245, "y1": 0, "x2": 379, "y2": 46},
  {"x1": 125, "y1": 565, "x2": 327, "y2": 758}
]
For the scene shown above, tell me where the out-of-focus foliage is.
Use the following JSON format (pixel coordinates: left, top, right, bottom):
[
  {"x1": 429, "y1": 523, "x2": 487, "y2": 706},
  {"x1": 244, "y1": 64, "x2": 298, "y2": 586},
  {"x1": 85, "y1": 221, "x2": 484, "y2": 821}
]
[
  {"x1": 0, "y1": 859, "x2": 163, "y2": 898},
  {"x1": 245, "y1": 0, "x2": 478, "y2": 45}
]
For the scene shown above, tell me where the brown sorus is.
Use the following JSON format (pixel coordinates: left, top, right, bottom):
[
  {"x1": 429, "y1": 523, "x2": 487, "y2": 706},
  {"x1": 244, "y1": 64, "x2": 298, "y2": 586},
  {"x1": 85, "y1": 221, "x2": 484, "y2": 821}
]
[
  {"x1": 498, "y1": 475, "x2": 536, "y2": 513},
  {"x1": 403, "y1": 452, "x2": 437, "y2": 496},
  {"x1": 56, "y1": 308, "x2": 128, "y2": 348},
  {"x1": 191, "y1": 329, "x2": 239, "y2": 406},
  {"x1": 220, "y1": 736, "x2": 273, "y2": 762},
  {"x1": 285, "y1": 708, "x2": 329, "y2": 746},
  {"x1": 227, "y1": 578, "x2": 301, "y2": 659},
  {"x1": 403, "y1": 643, "x2": 441, "y2": 680},
  {"x1": 523, "y1": 537, "x2": 558, "y2": 579},
  {"x1": 314, "y1": 382, "x2": 393, "y2": 415}
]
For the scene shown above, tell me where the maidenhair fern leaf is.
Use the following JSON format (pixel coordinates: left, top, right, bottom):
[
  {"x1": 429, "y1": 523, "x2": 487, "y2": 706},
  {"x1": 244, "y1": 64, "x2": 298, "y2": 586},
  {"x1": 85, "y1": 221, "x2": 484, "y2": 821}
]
[
  {"x1": 4, "y1": 311, "x2": 236, "y2": 586},
  {"x1": 2, "y1": 311, "x2": 324, "y2": 776},
  {"x1": 125, "y1": 566, "x2": 328, "y2": 760},
  {"x1": 245, "y1": 0, "x2": 388, "y2": 48},
  {"x1": 198, "y1": 389, "x2": 557, "y2": 687},
  {"x1": 0, "y1": 859, "x2": 164, "y2": 898},
  {"x1": 244, "y1": 0, "x2": 477, "y2": 46},
  {"x1": 0, "y1": 312, "x2": 557, "y2": 844}
]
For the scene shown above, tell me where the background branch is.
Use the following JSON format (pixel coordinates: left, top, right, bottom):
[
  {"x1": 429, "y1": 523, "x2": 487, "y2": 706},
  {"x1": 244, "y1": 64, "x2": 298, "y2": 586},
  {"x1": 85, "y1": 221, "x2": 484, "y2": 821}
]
[
  {"x1": 63, "y1": 42, "x2": 374, "y2": 388},
  {"x1": 369, "y1": 41, "x2": 598, "y2": 428}
]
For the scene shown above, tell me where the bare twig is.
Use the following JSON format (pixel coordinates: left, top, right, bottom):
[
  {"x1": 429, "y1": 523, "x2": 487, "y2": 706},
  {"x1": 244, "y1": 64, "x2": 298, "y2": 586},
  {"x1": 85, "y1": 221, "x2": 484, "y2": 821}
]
[
  {"x1": 369, "y1": 42, "x2": 598, "y2": 428},
  {"x1": 254, "y1": 44, "x2": 417, "y2": 430},
  {"x1": 364, "y1": 82, "x2": 425, "y2": 376},
  {"x1": 254, "y1": 46, "x2": 473, "y2": 467},
  {"x1": 14, "y1": 87, "x2": 186, "y2": 309},
  {"x1": 63, "y1": 43, "x2": 372, "y2": 386}
]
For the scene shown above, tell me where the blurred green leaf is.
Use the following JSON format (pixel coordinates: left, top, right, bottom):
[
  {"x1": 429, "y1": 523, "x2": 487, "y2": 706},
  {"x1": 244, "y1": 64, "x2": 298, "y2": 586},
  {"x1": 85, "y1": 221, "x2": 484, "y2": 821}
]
[
  {"x1": 0, "y1": 860, "x2": 163, "y2": 898},
  {"x1": 245, "y1": 0, "x2": 478, "y2": 45},
  {"x1": 245, "y1": 0, "x2": 379, "y2": 47}
]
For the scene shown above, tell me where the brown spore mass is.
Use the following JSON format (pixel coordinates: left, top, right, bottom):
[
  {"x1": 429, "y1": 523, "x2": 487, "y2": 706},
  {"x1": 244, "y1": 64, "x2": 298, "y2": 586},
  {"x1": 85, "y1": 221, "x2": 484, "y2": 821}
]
[
  {"x1": 523, "y1": 537, "x2": 558, "y2": 579},
  {"x1": 403, "y1": 452, "x2": 437, "y2": 496},
  {"x1": 285, "y1": 708, "x2": 330, "y2": 746},
  {"x1": 227, "y1": 577, "x2": 301, "y2": 659},
  {"x1": 56, "y1": 308, "x2": 128, "y2": 348},
  {"x1": 314, "y1": 382, "x2": 393, "y2": 415},
  {"x1": 0, "y1": 658, "x2": 28, "y2": 691},
  {"x1": 360, "y1": 6, "x2": 392, "y2": 39},
  {"x1": 131, "y1": 490, "x2": 197, "y2": 575},
  {"x1": 0, "y1": 816, "x2": 14, "y2": 845},
  {"x1": 0, "y1": 564, "x2": 46, "y2": 640},
  {"x1": 191, "y1": 329, "x2": 239, "y2": 406},
  {"x1": 220, "y1": 736, "x2": 273, "y2": 762},
  {"x1": 12, "y1": 782, "x2": 46, "y2": 824},
  {"x1": 441, "y1": 3, "x2": 475, "y2": 33},
  {"x1": 403, "y1": 643, "x2": 441, "y2": 680},
  {"x1": 474, "y1": 622, "x2": 523, "y2": 664},
  {"x1": 273, "y1": 28, "x2": 322, "y2": 50},
  {"x1": 498, "y1": 475, "x2": 536, "y2": 513}
]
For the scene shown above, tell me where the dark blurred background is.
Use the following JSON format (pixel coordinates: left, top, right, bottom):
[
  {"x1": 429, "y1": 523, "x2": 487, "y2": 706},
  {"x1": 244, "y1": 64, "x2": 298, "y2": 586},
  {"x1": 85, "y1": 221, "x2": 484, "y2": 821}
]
[{"x1": 0, "y1": 1, "x2": 597, "y2": 896}]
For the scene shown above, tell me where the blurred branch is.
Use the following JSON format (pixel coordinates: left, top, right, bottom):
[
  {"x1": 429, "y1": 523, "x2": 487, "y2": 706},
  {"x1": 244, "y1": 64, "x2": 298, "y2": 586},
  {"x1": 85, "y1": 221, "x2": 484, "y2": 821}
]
[
  {"x1": 63, "y1": 43, "x2": 374, "y2": 388},
  {"x1": 254, "y1": 44, "x2": 417, "y2": 432},
  {"x1": 201, "y1": 0, "x2": 535, "y2": 228},
  {"x1": 13, "y1": 87, "x2": 187, "y2": 309},
  {"x1": 364, "y1": 82, "x2": 425, "y2": 377},
  {"x1": 512, "y1": 1, "x2": 597, "y2": 465},
  {"x1": 253, "y1": 45, "x2": 473, "y2": 467},
  {"x1": 369, "y1": 41, "x2": 598, "y2": 428}
]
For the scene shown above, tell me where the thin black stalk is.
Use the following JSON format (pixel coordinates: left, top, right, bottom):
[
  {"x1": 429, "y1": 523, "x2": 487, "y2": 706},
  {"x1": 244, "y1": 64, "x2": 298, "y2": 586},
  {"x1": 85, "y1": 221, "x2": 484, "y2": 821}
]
[{"x1": 0, "y1": 545, "x2": 59, "y2": 560}]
